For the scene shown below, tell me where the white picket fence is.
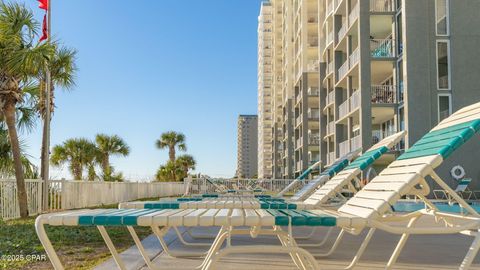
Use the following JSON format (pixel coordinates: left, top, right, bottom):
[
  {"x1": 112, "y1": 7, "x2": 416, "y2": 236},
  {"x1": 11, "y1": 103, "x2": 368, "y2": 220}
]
[{"x1": 0, "y1": 179, "x2": 185, "y2": 220}]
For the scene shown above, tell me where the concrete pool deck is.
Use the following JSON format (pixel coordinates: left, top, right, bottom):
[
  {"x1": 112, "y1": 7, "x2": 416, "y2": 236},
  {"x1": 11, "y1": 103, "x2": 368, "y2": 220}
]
[{"x1": 95, "y1": 216, "x2": 480, "y2": 269}]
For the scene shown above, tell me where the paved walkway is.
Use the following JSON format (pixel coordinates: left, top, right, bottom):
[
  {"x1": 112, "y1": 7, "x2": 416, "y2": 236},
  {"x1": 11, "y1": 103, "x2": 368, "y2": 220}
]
[{"x1": 96, "y1": 217, "x2": 480, "y2": 269}]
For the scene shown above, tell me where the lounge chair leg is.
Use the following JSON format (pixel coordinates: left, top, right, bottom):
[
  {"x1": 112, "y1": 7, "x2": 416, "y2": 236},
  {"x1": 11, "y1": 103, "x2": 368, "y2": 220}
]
[
  {"x1": 152, "y1": 226, "x2": 205, "y2": 258},
  {"x1": 35, "y1": 216, "x2": 64, "y2": 270},
  {"x1": 299, "y1": 227, "x2": 334, "y2": 247},
  {"x1": 460, "y1": 231, "x2": 480, "y2": 269},
  {"x1": 126, "y1": 226, "x2": 156, "y2": 270},
  {"x1": 186, "y1": 227, "x2": 218, "y2": 239},
  {"x1": 345, "y1": 228, "x2": 376, "y2": 269},
  {"x1": 173, "y1": 227, "x2": 212, "y2": 246},
  {"x1": 312, "y1": 229, "x2": 346, "y2": 257},
  {"x1": 294, "y1": 227, "x2": 318, "y2": 240},
  {"x1": 97, "y1": 226, "x2": 127, "y2": 270},
  {"x1": 199, "y1": 227, "x2": 229, "y2": 269},
  {"x1": 385, "y1": 216, "x2": 419, "y2": 269}
]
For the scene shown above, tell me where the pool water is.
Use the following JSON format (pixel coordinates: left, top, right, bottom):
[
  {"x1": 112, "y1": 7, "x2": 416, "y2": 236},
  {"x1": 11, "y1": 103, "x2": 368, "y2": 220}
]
[{"x1": 393, "y1": 201, "x2": 480, "y2": 213}]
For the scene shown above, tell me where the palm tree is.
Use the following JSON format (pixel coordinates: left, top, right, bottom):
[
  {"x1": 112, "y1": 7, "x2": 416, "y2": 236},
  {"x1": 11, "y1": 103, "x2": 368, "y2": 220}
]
[
  {"x1": 0, "y1": 2, "x2": 55, "y2": 217},
  {"x1": 0, "y1": 127, "x2": 38, "y2": 179},
  {"x1": 176, "y1": 154, "x2": 196, "y2": 179},
  {"x1": 39, "y1": 46, "x2": 77, "y2": 181},
  {"x1": 155, "y1": 160, "x2": 183, "y2": 182},
  {"x1": 50, "y1": 138, "x2": 98, "y2": 180},
  {"x1": 95, "y1": 134, "x2": 130, "y2": 181},
  {"x1": 155, "y1": 131, "x2": 186, "y2": 162}
]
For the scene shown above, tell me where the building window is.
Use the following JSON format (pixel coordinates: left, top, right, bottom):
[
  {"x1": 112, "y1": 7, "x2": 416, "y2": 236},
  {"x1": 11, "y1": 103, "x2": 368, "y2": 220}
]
[
  {"x1": 438, "y1": 94, "x2": 452, "y2": 122},
  {"x1": 396, "y1": 13, "x2": 403, "y2": 55},
  {"x1": 435, "y1": 0, "x2": 449, "y2": 36},
  {"x1": 436, "y1": 41, "x2": 450, "y2": 90}
]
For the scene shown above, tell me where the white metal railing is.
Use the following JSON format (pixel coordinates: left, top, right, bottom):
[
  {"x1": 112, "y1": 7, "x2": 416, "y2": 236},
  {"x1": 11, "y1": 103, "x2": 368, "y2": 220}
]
[
  {"x1": 338, "y1": 23, "x2": 347, "y2": 43},
  {"x1": 326, "y1": 121, "x2": 335, "y2": 135},
  {"x1": 349, "y1": 48, "x2": 360, "y2": 67},
  {"x1": 296, "y1": 138, "x2": 302, "y2": 148},
  {"x1": 339, "y1": 99, "x2": 350, "y2": 119},
  {"x1": 327, "y1": 61, "x2": 334, "y2": 75},
  {"x1": 1, "y1": 179, "x2": 185, "y2": 220},
  {"x1": 351, "y1": 135, "x2": 362, "y2": 151},
  {"x1": 308, "y1": 109, "x2": 320, "y2": 119},
  {"x1": 326, "y1": 30, "x2": 334, "y2": 45},
  {"x1": 296, "y1": 161, "x2": 303, "y2": 171},
  {"x1": 189, "y1": 178, "x2": 312, "y2": 195},
  {"x1": 371, "y1": 85, "x2": 396, "y2": 104},
  {"x1": 371, "y1": 38, "x2": 395, "y2": 58},
  {"x1": 325, "y1": 90, "x2": 335, "y2": 106},
  {"x1": 348, "y1": 3, "x2": 359, "y2": 25},
  {"x1": 327, "y1": 152, "x2": 336, "y2": 165},
  {"x1": 338, "y1": 59, "x2": 349, "y2": 80},
  {"x1": 370, "y1": 0, "x2": 395, "y2": 12},
  {"x1": 308, "y1": 87, "x2": 320, "y2": 96},
  {"x1": 296, "y1": 90, "x2": 302, "y2": 103},
  {"x1": 372, "y1": 129, "x2": 396, "y2": 144},
  {"x1": 334, "y1": 0, "x2": 342, "y2": 12},
  {"x1": 296, "y1": 116, "x2": 302, "y2": 126},
  {"x1": 339, "y1": 139, "x2": 350, "y2": 157},
  {"x1": 350, "y1": 90, "x2": 360, "y2": 111},
  {"x1": 326, "y1": 0, "x2": 334, "y2": 16}
]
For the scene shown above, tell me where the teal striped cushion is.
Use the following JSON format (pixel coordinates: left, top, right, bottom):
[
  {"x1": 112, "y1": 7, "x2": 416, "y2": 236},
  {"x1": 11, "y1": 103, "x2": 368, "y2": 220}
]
[
  {"x1": 344, "y1": 146, "x2": 389, "y2": 170},
  {"x1": 398, "y1": 119, "x2": 480, "y2": 160}
]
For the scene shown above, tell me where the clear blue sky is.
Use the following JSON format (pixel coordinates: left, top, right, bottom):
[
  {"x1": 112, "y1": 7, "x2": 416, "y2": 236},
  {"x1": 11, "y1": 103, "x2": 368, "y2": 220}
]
[{"x1": 21, "y1": 0, "x2": 262, "y2": 180}]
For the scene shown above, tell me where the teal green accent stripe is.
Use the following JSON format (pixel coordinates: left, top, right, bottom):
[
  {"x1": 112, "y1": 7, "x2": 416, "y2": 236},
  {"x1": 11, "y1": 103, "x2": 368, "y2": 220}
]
[
  {"x1": 144, "y1": 202, "x2": 180, "y2": 209},
  {"x1": 78, "y1": 209, "x2": 125, "y2": 226},
  {"x1": 268, "y1": 209, "x2": 337, "y2": 226},
  {"x1": 398, "y1": 120, "x2": 480, "y2": 160},
  {"x1": 458, "y1": 178, "x2": 472, "y2": 185},
  {"x1": 122, "y1": 209, "x2": 159, "y2": 225},
  {"x1": 345, "y1": 146, "x2": 388, "y2": 170}
]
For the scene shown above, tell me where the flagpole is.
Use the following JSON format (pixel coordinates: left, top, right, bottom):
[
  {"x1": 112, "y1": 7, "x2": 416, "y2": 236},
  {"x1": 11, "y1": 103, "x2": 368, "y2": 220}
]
[{"x1": 42, "y1": 0, "x2": 52, "y2": 212}]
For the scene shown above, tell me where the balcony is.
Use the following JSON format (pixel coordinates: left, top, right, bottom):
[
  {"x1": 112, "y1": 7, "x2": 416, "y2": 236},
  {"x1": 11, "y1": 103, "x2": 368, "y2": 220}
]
[
  {"x1": 372, "y1": 129, "x2": 396, "y2": 145},
  {"x1": 307, "y1": 109, "x2": 320, "y2": 120},
  {"x1": 371, "y1": 85, "x2": 396, "y2": 104},
  {"x1": 325, "y1": 91, "x2": 335, "y2": 106},
  {"x1": 334, "y1": 0, "x2": 342, "y2": 12},
  {"x1": 339, "y1": 135, "x2": 362, "y2": 157},
  {"x1": 371, "y1": 38, "x2": 395, "y2": 58},
  {"x1": 296, "y1": 161, "x2": 303, "y2": 171},
  {"x1": 337, "y1": 23, "x2": 347, "y2": 44},
  {"x1": 326, "y1": 152, "x2": 336, "y2": 165},
  {"x1": 370, "y1": 0, "x2": 395, "y2": 12},
  {"x1": 338, "y1": 48, "x2": 359, "y2": 81},
  {"x1": 326, "y1": 0, "x2": 334, "y2": 17},
  {"x1": 326, "y1": 121, "x2": 335, "y2": 136},
  {"x1": 348, "y1": 3, "x2": 359, "y2": 25},
  {"x1": 326, "y1": 61, "x2": 334, "y2": 75},
  {"x1": 326, "y1": 30, "x2": 334, "y2": 45},
  {"x1": 296, "y1": 116, "x2": 302, "y2": 126},
  {"x1": 338, "y1": 90, "x2": 360, "y2": 119},
  {"x1": 296, "y1": 138, "x2": 302, "y2": 148},
  {"x1": 307, "y1": 87, "x2": 320, "y2": 96},
  {"x1": 338, "y1": 60, "x2": 349, "y2": 81},
  {"x1": 296, "y1": 90, "x2": 303, "y2": 103}
]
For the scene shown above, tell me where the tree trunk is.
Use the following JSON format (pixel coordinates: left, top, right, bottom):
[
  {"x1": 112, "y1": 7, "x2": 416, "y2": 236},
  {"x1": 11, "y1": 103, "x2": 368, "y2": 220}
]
[
  {"x1": 102, "y1": 154, "x2": 110, "y2": 178},
  {"x1": 169, "y1": 146, "x2": 175, "y2": 162},
  {"x1": 4, "y1": 102, "x2": 28, "y2": 218}
]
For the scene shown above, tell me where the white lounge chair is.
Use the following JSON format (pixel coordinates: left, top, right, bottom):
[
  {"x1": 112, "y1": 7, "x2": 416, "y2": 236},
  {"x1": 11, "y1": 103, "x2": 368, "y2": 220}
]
[{"x1": 434, "y1": 178, "x2": 473, "y2": 200}]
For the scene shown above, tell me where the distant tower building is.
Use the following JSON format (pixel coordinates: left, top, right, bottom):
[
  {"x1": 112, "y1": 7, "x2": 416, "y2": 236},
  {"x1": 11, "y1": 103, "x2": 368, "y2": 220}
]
[{"x1": 236, "y1": 115, "x2": 258, "y2": 178}]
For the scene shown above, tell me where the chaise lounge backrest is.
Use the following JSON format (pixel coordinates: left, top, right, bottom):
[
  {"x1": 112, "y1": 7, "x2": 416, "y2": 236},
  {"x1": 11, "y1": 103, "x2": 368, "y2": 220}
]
[
  {"x1": 303, "y1": 131, "x2": 406, "y2": 206},
  {"x1": 337, "y1": 102, "x2": 480, "y2": 219}
]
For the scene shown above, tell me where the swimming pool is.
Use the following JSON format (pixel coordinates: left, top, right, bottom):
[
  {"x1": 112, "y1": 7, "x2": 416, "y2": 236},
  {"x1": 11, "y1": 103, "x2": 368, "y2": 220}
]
[{"x1": 393, "y1": 200, "x2": 480, "y2": 213}]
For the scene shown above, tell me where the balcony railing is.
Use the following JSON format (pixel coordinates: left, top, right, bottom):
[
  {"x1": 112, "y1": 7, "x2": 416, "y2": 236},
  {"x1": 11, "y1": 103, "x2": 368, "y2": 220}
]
[
  {"x1": 338, "y1": 90, "x2": 360, "y2": 119},
  {"x1": 296, "y1": 138, "x2": 302, "y2": 148},
  {"x1": 326, "y1": 30, "x2": 334, "y2": 45},
  {"x1": 338, "y1": 60, "x2": 349, "y2": 80},
  {"x1": 326, "y1": 0, "x2": 334, "y2": 16},
  {"x1": 337, "y1": 23, "x2": 347, "y2": 43},
  {"x1": 326, "y1": 121, "x2": 335, "y2": 135},
  {"x1": 371, "y1": 38, "x2": 395, "y2": 58},
  {"x1": 370, "y1": 0, "x2": 395, "y2": 12},
  {"x1": 339, "y1": 139, "x2": 350, "y2": 157},
  {"x1": 350, "y1": 48, "x2": 360, "y2": 67},
  {"x1": 296, "y1": 161, "x2": 303, "y2": 171},
  {"x1": 307, "y1": 87, "x2": 320, "y2": 96},
  {"x1": 325, "y1": 90, "x2": 335, "y2": 106},
  {"x1": 348, "y1": 3, "x2": 359, "y2": 25},
  {"x1": 296, "y1": 116, "x2": 302, "y2": 126},
  {"x1": 371, "y1": 85, "x2": 396, "y2": 104},
  {"x1": 351, "y1": 135, "x2": 362, "y2": 152},
  {"x1": 308, "y1": 109, "x2": 320, "y2": 120},
  {"x1": 372, "y1": 129, "x2": 396, "y2": 144},
  {"x1": 334, "y1": 0, "x2": 342, "y2": 12},
  {"x1": 327, "y1": 61, "x2": 334, "y2": 75}
]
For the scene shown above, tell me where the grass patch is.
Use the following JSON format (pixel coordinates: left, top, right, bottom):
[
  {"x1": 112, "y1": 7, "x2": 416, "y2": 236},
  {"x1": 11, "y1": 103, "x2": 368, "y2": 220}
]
[{"x1": 0, "y1": 198, "x2": 165, "y2": 269}]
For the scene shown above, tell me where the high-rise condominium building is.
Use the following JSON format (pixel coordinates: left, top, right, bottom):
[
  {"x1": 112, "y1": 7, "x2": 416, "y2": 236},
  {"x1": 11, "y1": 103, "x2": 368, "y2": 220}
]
[
  {"x1": 236, "y1": 115, "x2": 258, "y2": 178},
  {"x1": 259, "y1": 0, "x2": 480, "y2": 189},
  {"x1": 258, "y1": 2, "x2": 273, "y2": 179}
]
